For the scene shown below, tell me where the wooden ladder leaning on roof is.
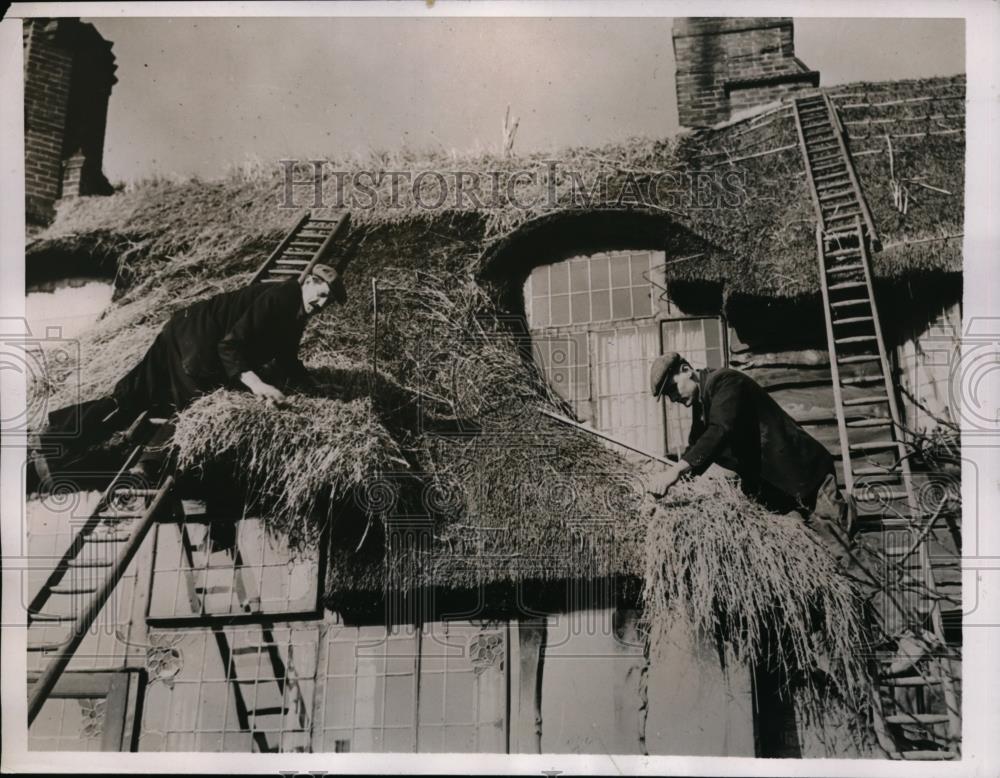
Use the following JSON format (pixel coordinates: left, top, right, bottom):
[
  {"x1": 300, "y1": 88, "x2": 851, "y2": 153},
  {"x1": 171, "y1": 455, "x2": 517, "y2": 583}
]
[
  {"x1": 26, "y1": 414, "x2": 309, "y2": 752},
  {"x1": 26, "y1": 414, "x2": 177, "y2": 727},
  {"x1": 250, "y1": 211, "x2": 351, "y2": 285},
  {"x1": 793, "y1": 93, "x2": 961, "y2": 760}
]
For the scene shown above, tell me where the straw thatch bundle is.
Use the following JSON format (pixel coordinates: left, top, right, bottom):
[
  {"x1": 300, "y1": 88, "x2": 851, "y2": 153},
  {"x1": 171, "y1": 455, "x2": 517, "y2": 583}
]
[
  {"x1": 642, "y1": 477, "x2": 876, "y2": 733},
  {"x1": 173, "y1": 392, "x2": 405, "y2": 551}
]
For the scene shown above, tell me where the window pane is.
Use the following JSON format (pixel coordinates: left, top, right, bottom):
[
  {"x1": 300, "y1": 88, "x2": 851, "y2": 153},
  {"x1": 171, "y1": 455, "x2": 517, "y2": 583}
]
[
  {"x1": 631, "y1": 285, "x2": 651, "y2": 319},
  {"x1": 590, "y1": 256, "x2": 610, "y2": 290},
  {"x1": 550, "y1": 295, "x2": 570, "y2": 326},
  {"x1": 611, "y1": 288, "x2": 632, "y2": 320},
  {"x1": 630, "y1": 253, "x2": 650, "y2": 287},
  {"x1": 533, "y1": 265, "x2": 549, "y2": 295},
  {"x1": 531, "y1": 295, "x2": 548, "y2": 329},
  {"x1": 591, "y1": 289, "x2": 611, "y2": 322},
  {"x1": 569, "y1": 258, "x2": 589, "y2": 293},
  {"x1": 549, "y1": 367, "x2": 570, "y2": 398},
  {"x1": 610, "y1": 255, "x2": 630, "y2": 288},
  {"x1": 704, "y1": 320, "x2": 724, "y2": 367},
  {"x1": 549, "y1": 262, "x2": 569, "y2": 296},
  {"x1": 570, "y1": 292, "x2": 590, "y2": 324}
]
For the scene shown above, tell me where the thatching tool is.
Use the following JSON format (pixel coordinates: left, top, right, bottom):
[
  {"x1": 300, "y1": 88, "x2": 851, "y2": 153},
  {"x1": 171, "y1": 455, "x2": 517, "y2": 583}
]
[{"x1": 538, "y1": 408, "x2": 678, "y2": 465}]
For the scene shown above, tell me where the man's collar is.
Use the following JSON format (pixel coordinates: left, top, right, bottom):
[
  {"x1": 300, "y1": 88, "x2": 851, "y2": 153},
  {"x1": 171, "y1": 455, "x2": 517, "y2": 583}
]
[{"x1": 695, "y1": 367, "x2": 715, "y2": 401}]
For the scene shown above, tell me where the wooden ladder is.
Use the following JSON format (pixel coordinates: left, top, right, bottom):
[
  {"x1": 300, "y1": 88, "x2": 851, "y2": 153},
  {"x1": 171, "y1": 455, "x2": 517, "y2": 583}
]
[
  {"x1": 173, "y1": 514, "x2": 312, "y2": 753},
  {"x1": 794, "y1": 94, "x2": 961, "y2": 760},
  {"x1": 27, "y1": 416, "x2": 177, "y2": 726},
  {"x1": 250, "y1": 211, "x2": 350, "y2": 285}
]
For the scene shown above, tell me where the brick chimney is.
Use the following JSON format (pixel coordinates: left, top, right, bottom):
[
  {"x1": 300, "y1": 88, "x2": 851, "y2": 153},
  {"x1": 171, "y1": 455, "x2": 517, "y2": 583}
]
[
  {"x1": 672, "y1": 17, "x2": 819, "y2": 128},
  {"x1": 24, "y1": 18, "x2": 117, "y2": 226}
]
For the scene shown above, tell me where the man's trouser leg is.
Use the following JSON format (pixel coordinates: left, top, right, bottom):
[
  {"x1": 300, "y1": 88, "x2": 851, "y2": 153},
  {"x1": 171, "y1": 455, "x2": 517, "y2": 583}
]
[{"x1": 805, "y1": 473, "x2": 882, "y2": 598}]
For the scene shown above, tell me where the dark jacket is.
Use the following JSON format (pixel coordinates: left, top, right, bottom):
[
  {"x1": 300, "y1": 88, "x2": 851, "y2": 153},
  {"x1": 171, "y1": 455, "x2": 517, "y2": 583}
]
[
  {"x1": 682, "y1": 367, "x2": 834, "y2": 510},
  {"x1": 169, "y1": 278, "x2": 308, "y2": 384},
  {"x1": 111, "y1": 278, "x2": 310, "y2": 414}
]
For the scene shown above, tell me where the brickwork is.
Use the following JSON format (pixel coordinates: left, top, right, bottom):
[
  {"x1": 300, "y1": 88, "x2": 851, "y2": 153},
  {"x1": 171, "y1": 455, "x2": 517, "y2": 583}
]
[
  {"x1": 23, "y1": 19, "x2": 116, "y2": 225},
  {"x1": 672, "y1": 17, "x2": 819, "y2": 128}
]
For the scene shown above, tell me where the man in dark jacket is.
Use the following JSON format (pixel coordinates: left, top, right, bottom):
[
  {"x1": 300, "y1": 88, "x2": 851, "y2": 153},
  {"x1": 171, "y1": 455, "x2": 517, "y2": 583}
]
[
  {"x1": 46, "y1": 264, "x2": 346, "y2": 470},
  {"x1": 647, "y1": 352, "x2": 933, "y2": 675}
]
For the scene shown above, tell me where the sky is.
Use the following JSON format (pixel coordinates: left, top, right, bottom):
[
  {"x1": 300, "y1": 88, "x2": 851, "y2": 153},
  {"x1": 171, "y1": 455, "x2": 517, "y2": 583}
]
[{"x1": 82, "y1": 16, "x2": 965, "y2": 183}]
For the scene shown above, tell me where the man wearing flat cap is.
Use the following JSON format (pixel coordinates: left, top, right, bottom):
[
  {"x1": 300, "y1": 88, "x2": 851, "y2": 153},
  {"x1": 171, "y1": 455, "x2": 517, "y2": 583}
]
[
  {"x1": 648, "y1": 352, "x2": 932, "y2": 675},
  {"x1": 46, "y1": 264, "x2": 347, "y2": 475},
  {"x1": 647, "y1": 352, "x2": 836, "y2": 516}
]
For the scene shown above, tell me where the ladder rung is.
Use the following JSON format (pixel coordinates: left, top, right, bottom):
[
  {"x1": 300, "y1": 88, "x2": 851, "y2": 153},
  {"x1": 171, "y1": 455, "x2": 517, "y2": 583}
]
[
  {"x1": 835, "y1": 335, "x2": 877, "y2": 345},
  {"x1": 838, "y1": 354, "x2": 880, "y2": 364},
  {"x1": 830, "y1": 298, "x2": 869, "y2": 309},
  {"x1": 28, "y1": 613, "x2": 71, "y2": 623},
  {"x1": 899, "y1": 751, "x2": 957, "y2": 760},
  {"x1": 818, "y1": 189, "x2": 854, "y2": 201},
  {"x1": 854, "y1": 517, "x2": 913, "y2": 531},
  {"x1": 882, "y1": 676, "x2": 943, "y2": 687},
  {"x1": 843, "y1": 394, "x2": 888, "y2": 406},
  {"x1": 826, "y1": 246, "x2": 861, "y2": 258},
  {"x1": 282, "y1": 251, "x2": 314, "y2": 258},
  {"x1": 858, "y1": 488, "x2": 909, "y2": 500},
  {"x1": 846, "y1": 417, "x2": 892, "y2": 428},
  {"x1": 809, "y1": 140, "x2": 840, "y2": 151},
  {"x1": 812, "y1": 160, "x2": 846, "y2": 172},
  {"x1": 828, "y1": 280, "x2": 867, "y2": 291},
  {"x1": 884, "y1": 713, "x2": 951, "y2": 725},
  {"x1": 194, "y1": 585, "x2": 232, "y2": 595},
  {"x1": 84, "y1": 533, "x2": 131, "y2": 543},
  {"x1": 814, "y1": 172, "x2": 850, "y2": 184},
  {"x1": 832, "y1": 314, "x2": 873, "y2": 324},
  {"x1": 825, "y1": 211, "x2": 864, "y2": 223},
  {"x1": 275, "y1": 259, "x2": 310, "y2": 266},
  {"x1": 811, "y1": 153, "x2": 842, "y2": 165},
  {"x1": 28, "y1": 641, "x2": 67, "y2": 652},
  {"x1": 306, "y1": 217, "x2": 339, "y2": 223},
  {"x1": 824, "y1": 229, "x2": 861, "y2": 242},
  {"x1": 841, "y1": 374, "x2": 882, "y2": 385},
  {"x1": 827, "y1": 264, "x2": 865, "y2": 276},
  {"x1": 67, "y1": 559, "x2": 114, "y2": 569},
  {"x1": 805, "y1": 129, "x2": 836, "y2": 140},
  {"x1": 260, "y1": 278, "x2": 284, "y2": 283},
  {"x1": 250, "y1": 706, "x2": 289, "y2": 716},
  {"x1": 48, "y1": 586, "x2": 98, "y2": 595},
  {"x1": 854, "y1": 465, "x2": 895, "y2": 476},
  {"x1": 850, "y1": 440, "x2": 901, "y2": 452}
]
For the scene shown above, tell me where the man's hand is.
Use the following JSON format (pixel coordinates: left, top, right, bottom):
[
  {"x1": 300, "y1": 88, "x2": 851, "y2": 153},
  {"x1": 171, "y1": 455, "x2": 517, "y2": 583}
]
[
  {"x1": 241, "y1": 370, "x2": 288, "y2": 407},
  {"x1": 646, "y1": 460, "x2": 692, "y2": 498}
]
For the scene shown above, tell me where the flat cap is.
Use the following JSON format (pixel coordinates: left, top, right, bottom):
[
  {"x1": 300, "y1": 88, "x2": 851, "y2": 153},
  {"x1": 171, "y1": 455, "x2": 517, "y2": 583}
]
[
  {"x1": 305, "y1": 263, "x2": 347, "y2": 304},
  {"x1": 650, "y1": 352, "x2": 683, "y2": 397}
]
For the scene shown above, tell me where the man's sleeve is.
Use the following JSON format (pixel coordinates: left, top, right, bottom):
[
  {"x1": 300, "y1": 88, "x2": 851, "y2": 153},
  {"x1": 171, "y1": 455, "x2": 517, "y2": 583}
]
[
  {"x1": 274, "y1": 331, "x2": 310, "y2": 385},
  {"x1": 681, "y1": 372, "x2": 743, "y2": 470},
  {"x1": 217, "y1": 292, "x2": 280, "y2": 380}
]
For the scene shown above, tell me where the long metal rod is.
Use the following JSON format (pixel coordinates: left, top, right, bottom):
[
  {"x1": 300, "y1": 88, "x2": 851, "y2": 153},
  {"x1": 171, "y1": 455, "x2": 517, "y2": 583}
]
[
  {"x1": 538, "y1": 408, "x2": 677, "y2": 465},
  {"x1": 27, "y1": 476, "x2": 176, "y2": 726}
]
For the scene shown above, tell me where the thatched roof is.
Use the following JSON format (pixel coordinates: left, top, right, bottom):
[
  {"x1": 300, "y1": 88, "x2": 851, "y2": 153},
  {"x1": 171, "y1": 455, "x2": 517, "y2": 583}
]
[{"x1": 27, "y1": 73, "x2": 964, "y2": 606}]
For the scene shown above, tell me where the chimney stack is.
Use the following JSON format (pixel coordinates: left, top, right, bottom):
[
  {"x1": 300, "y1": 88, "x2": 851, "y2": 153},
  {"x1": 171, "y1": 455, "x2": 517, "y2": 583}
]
[{"x1": 672, "y1": 17, "x2": 819, "y2": 128}]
